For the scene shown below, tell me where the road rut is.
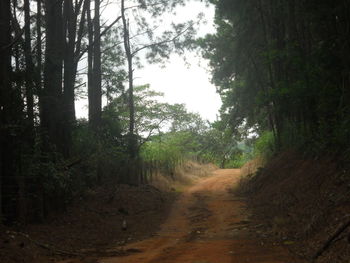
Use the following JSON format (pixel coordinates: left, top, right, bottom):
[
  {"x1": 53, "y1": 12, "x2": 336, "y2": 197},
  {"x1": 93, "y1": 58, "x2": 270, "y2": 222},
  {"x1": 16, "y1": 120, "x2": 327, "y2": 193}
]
[{"x1": 63, "y1": 169, "x2": 299, "y2": 263}]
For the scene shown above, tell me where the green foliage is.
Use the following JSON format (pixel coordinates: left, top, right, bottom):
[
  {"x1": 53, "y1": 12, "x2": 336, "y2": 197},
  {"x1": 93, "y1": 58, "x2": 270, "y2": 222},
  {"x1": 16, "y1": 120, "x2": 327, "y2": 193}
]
[
  {"x1": 224, "y1": 153, "x2": 246, "y2": 168},
  {"x1": 101, "y1": 27, "x2": 127, "y2": 103},
  {"x1": 22, "y1": 137, "x2": 77, "y2": 216},
  {"x1": 140, "y1": 116, "x2": 249, "y2": 171},
  {"x1": 253, "y1": 131, "x2": 275, "y2": 161},
  {"x1": 140, "y1": 134, "x2": 184, "y2": 176},
  {"x1": 0, "y1": 0, "x2": 222, "y2": 224},
  {"x1": 200, "y1": 0, "x2": 350, "y2": 156},
  {"x1": 72, "y1": 117, "x2": 128, "y2": 184},
  {"x1": 140, "y1": 120, "x2": 209, "y2": 176},
  {"x1": 110, "y1": 84, "x2": 187, "y2": 137}
]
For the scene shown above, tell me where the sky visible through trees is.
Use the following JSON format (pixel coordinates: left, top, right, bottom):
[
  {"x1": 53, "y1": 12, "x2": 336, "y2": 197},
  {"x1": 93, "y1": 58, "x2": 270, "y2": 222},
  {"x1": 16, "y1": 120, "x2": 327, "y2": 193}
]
[
  {"x1": 1, "y1": 0, "x2": 349, "y2": 230},
  {"x1": 0, "y1": 0, "x2": 233, "y2": 224},
  {"x1": 75, "y1": 1, "x2": 221, "y2": 122}
]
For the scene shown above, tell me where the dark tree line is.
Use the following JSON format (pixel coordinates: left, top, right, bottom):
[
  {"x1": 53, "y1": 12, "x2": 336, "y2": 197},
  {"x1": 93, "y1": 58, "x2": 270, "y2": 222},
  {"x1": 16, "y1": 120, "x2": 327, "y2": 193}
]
[
  {"x1": 201, "y1": 0, "x2": 350, "y2": 154},
  {"x1": 0, "y1": 0, "x2": 195, "y2": 224}
]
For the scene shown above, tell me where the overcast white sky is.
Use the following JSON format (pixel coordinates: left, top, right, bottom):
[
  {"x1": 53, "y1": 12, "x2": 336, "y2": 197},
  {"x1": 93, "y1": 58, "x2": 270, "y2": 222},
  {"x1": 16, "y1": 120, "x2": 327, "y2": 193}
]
[
  {"x1": 135, "y1": 52, "x2": 221, "y2": 121},
  {"x1": 76, "y1": 0, "x2": 221, "y2": 122}
]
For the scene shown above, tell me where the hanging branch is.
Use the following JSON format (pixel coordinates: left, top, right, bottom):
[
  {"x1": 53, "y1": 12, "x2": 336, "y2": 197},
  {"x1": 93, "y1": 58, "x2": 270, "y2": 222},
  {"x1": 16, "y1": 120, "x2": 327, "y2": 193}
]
[
  {"x1": 78, "y1": 15, "x2": 122, "y2": 61},
  {"x1": 131, "y1": 25, "x2": 192, "y2": 57},
  {"x1": 312, "y1": 216, "x2": 350, "y2": 261}
]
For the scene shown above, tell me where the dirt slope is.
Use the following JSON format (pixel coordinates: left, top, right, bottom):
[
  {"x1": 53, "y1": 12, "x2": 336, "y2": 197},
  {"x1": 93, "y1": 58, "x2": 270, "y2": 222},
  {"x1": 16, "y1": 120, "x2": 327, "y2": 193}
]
[
  {"x1": 239, "y1": 152, "x2": 350, "y2": 263},
  {"x1": 0, "y1": 184, "x2": 175, "y2": 263},
  {"x1": 60, "y1": 169, "x2": 302, "y2": 263}
]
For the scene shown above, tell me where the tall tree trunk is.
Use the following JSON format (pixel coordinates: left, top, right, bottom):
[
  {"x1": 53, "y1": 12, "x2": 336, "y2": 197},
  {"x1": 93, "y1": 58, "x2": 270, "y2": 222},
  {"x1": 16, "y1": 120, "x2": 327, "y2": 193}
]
[
  {"x1": 257, "y1": 0, "x2": 280, "y2": 148},
  {"x1": 36, "y1": 0, "x2": 42, "y2": 98},
  {"x1": 12, "y1": 0, "x2": 23, "y2": 91},
  {"x1": 88, "y1": 0, "x2": 102, "y2": 130},
  {"x1": 87, "y1": 0, "x2": 94, "y2": 128},
  {"x1": 63, "y1": 0, "x2": 77, "y2": 124},
  {"x1": 35, "y1": 0, "x2": 46, "y2": 222},
  {"x1": 0, "y1": 0, "x2": 12, "y2": 222},
  {"x1": 62, "y1": 0, "x2": 76, "y2": 157},
  {"x1": 62, "y1": 0, "x2": 87, "y2": 156},
  {"x1": 63, "y1": 0, "x2": 86, "y2": 125},
  {"x1": 24, "y1": 0, "x2": 35, "y2": 146},
  {"x1": 42, "y1": 0, "x2": 65, "y2": 156},
  {"x1": 0, "y1": 0, "x2": 22, "y2": 223},
  {"x1": 93, "y1": 0, "x2": 102, "y2": 128},
  {"x1": 121, "y1": 0, "x2": 137, "y2": 158}
]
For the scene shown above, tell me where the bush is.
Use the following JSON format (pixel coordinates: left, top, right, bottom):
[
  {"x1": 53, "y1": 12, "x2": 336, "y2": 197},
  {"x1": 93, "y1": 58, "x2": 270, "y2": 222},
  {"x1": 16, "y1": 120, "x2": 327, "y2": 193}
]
[{"x1": 253, "y1": 131, "x2": 276, "y2": 161}]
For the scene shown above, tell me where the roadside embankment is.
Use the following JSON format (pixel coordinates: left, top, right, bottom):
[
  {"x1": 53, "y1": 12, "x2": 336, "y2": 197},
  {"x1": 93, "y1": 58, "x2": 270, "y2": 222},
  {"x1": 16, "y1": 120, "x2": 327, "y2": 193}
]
[
  {"x1": 237, "y1": 151, "x2": 350, "y2": 263},
  {"x1": 0, "y1": 161, "x2": 214, "y2": 263}
]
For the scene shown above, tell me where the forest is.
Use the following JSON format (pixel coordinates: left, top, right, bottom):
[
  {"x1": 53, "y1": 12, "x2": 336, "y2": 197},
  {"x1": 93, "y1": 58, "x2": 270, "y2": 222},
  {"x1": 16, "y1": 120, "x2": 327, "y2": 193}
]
[
  {"x1": 199, "y1": 1, "x2": 350, "y2": 261},
  {"x1": 0, "y1": 0, "x2": 350, "y2": 262},
  {"x1": 202, "y1": 0, "x2": 350, "y2": 154},
  {"x1": 0, "y1": 0, "x2": 245, "y2": 225}
]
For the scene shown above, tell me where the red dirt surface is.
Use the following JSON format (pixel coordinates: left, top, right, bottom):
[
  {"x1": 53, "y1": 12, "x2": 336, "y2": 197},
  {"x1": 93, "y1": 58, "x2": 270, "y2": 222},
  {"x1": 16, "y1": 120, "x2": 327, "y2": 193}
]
[
  {"x1": 0, "y1": 184, "x2": 175, "y2": 263},
  {"x1": 239, "y1": 152, "x2": 350, "y2": 263},
  {"x1": 61, "y1": 169, "x2": 302, "y2": 263}
]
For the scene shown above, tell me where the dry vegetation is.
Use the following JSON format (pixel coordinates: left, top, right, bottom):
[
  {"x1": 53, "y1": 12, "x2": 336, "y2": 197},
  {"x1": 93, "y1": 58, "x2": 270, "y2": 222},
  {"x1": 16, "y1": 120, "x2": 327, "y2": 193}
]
[
  {"x1": 237, "y1": 152, "x2": 350, "y2": 263},
  {"x1": 0, "y1": 161, "x2": 215, "y2": 263},
  {"x1": 149, "y1": 161, "x2": 218, "y2": 192}
]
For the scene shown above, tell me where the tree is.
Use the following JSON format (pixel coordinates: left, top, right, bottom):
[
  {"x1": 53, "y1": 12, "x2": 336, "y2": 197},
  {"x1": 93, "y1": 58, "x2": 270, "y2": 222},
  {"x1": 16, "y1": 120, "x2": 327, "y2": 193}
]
[
  {"x1": 119, "y1": 0, "x2": 196, "y2": 158},
  {"x1": 201, "y1": 0, "x2": 350, "y2": 153},
  {"x1": 0, "y1": 0, "x2": 24, "y2": 222},
  {"x1": 110, "y1": 84, "x2": 184, "y2": 143},
  {"x1": 62, "y1": 0, "x2": 88, "y2": 149},
  {"x1": 36, "y1": 0, "x2": 43, "y2": 107},
  {"x1": 0, "y1": 0, "x2": 213, "y2": 223},
  {"x1": 23, "y1": 0, "x2": 35, "y2": 145},
  {"x1": 121, "y1": 0, "x2": 137, "y2": 157},
  {"x1": 90, "y1": 0, "x2": 102, "y2": 129},
  {"x1": 101, "y1": 27, "x2": 126, "y2": 105},
  {"x1": 41, "y1": 0, "x2": 65, "y2": 155},
  {"x1": 0, "y1": 0, "x2": 12, "y2": 222},
  {"x1": 40, "y1": 0, "x2": 88, "y2": 157}
]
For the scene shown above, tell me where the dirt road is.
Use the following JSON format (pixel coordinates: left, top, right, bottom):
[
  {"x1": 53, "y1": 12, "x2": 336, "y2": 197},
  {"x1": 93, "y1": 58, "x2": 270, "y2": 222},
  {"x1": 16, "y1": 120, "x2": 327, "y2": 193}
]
[{"x1": 63, "y1": 169, "x2": 299, "y2": 263}]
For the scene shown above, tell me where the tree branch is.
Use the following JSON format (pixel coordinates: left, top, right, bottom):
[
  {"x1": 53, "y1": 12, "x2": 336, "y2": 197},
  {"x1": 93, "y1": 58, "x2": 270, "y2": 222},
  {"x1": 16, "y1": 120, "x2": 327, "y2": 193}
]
[
  {"x1": 312, "y1": 216, "x2": 350, "y2": 261},
  {"x1": 78, "y1": 15, "x2": 122, "y2": 60},
  {"x1": 138, "y1": 117, "x2": 168, "y2": 149},
  {"x1": 131, "y1": 25, "x2": 191, "y2": 57}
]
